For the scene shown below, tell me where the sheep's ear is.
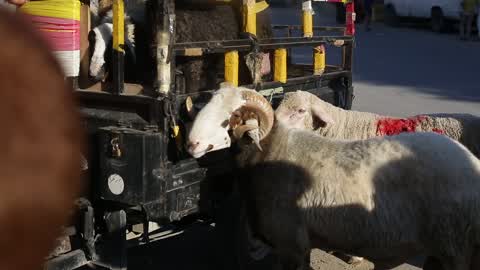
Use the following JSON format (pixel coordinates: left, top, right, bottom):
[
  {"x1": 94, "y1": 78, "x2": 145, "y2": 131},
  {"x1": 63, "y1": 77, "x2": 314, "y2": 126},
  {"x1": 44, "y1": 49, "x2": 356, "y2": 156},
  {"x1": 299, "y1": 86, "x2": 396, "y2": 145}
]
[
  {"x1": 311, "y1": 105, "x2": 335, "y2": 127},
  {"x1": 229, "y1": 110, "x2": 243, "y2": 130}
]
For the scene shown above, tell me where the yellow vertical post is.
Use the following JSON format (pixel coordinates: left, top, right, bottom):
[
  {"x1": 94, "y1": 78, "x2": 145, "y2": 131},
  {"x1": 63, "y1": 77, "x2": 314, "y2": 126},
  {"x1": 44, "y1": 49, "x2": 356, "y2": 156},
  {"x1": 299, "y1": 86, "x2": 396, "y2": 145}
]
[
  {"x1": 302, "y1": 0, "x2": 313, "y2": 38},
  {"x1": 112, "y1": 0, "x2": 124, "y2": 53},
  {"x1": 274, "y1": 48, "x2": 287, "y2": 83},
  {"x1": 233, "y1": 0, "x2": 268, "y2": 87},
  {"x1": 225, "y1": 51, "x2": 239, "y2": 86},
  {"x1": 313, "y1": 45, "x2": 325, "y2": 75},
  {"x1": 242, "y1": 0, "x2": 269, "y2": 35},
  {"x1": 243, "y1": 0, "x2": 257, "y2": 35},
  {"x1": 112, "y1": 0, "x2": 125, "y2": 94}
]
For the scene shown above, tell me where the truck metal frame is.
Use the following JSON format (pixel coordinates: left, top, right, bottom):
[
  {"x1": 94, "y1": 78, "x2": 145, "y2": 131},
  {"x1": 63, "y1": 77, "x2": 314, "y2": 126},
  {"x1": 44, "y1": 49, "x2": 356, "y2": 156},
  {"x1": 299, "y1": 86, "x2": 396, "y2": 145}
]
[{"x1": 44, "y1": 0, "x2": 356, "y2": 269}]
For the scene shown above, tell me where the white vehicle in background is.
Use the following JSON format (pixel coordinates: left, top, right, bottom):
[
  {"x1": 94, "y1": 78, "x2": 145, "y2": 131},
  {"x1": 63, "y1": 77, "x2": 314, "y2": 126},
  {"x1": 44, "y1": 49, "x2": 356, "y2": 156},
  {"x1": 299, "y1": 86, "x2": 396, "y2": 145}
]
[{"x1": 383, "y1": 0, "x2": 462, "y2": 32}]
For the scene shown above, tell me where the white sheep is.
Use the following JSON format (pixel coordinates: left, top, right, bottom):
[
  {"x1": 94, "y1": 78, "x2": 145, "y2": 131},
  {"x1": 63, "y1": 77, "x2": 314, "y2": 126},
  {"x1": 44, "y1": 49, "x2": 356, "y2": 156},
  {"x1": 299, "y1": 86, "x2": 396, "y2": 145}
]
[
  {"x1": 275, "y1": 90, "x2": 480, "y2": 159},
  {"x1": 276, "y1": 90, "x2": 480, "y2": 265},
  {"x1": 187, "y1": 86, "x2": 480, "y2": 270}
]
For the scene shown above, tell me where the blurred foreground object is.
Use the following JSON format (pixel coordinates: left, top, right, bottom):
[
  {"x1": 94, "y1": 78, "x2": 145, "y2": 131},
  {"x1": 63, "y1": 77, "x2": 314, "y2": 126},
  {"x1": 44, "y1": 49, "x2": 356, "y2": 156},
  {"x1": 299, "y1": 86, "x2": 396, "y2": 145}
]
[{"x1": 0, "y1": 8, "x2": 84, "y2": 270}]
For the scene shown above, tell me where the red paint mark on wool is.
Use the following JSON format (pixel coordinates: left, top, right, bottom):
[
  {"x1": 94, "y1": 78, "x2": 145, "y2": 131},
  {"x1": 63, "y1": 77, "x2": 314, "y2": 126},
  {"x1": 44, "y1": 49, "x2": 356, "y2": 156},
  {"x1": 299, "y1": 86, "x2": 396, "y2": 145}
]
[
  {"x1": 431, "y1": 128, "x2": 444, "y2": 134},
  {"x1": 376, "y1": 116, "x2": 444, "y2": 136}
]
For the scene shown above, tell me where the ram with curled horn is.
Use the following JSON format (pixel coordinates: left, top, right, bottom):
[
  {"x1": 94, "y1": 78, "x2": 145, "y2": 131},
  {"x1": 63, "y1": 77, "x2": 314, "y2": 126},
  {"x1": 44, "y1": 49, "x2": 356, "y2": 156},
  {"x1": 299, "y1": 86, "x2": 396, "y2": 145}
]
[
  {"x1": 186, "y1": 86, "x2": 273, "y2": 160},
  {"x1": 186, "y1": 85, "x2": 480, "y2": 270}
]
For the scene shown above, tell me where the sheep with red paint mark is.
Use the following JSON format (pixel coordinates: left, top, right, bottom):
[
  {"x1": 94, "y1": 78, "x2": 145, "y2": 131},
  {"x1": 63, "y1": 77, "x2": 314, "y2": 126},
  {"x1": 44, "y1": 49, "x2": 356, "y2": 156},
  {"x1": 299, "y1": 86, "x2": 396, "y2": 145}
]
[
  {"x1": 187, "y1": 86, "x2": 480, "y2": 270},
  {"x1": 275, "y1": 90, "x2": 480, "y2": 158}
]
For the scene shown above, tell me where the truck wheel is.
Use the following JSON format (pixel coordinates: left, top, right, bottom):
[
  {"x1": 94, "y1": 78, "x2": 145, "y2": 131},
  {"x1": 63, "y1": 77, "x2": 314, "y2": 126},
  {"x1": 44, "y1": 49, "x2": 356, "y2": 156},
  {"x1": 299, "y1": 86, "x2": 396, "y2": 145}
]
[
  {"x1": 431, "y1": 7, "x2": 445, "y2": 32},
  {"x1": 215, "y1": 186, "x2": 276, "y2": 270},
  {"x1": 233, "y1": 205, "x2": 276, "y2": 270},
  {"x1": 384, "y1": 4, "x2": 399, "y2": 27}
]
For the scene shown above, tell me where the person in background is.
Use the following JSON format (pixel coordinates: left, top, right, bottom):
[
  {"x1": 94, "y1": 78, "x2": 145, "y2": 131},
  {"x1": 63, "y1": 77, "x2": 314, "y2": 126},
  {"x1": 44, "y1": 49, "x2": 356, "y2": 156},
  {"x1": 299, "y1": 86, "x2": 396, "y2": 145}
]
[
  {"x1": 460, "y1": 0, "x2": 478, "y2": 40},
  {"x1": 363, "y1": 0, "x2": 374, "y2": 31},
  {"x1": 477, "y1": 1, "x2": 480, "y2": 40}
]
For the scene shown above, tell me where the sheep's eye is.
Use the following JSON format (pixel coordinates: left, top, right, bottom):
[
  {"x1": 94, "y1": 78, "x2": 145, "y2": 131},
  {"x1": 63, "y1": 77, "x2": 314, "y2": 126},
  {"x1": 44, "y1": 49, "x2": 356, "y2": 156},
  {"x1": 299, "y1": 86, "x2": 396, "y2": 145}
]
[{"x1": 298, "y1": 108, "x2": 306, "y2": 114}]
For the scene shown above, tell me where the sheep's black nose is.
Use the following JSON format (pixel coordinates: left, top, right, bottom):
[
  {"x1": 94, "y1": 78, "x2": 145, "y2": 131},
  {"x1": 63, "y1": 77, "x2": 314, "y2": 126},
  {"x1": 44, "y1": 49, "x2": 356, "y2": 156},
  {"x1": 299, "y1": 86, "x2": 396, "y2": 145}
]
[{"x1": 186, "y1": 141, "x2": 200, "y2": 151}]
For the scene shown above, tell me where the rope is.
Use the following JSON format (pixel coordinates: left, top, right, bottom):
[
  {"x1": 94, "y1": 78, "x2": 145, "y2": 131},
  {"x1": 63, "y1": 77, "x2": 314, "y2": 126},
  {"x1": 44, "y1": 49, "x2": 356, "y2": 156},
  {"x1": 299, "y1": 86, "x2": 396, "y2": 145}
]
[{"x1": 19, "y1": 0, "x2": 81, "y2": 77}]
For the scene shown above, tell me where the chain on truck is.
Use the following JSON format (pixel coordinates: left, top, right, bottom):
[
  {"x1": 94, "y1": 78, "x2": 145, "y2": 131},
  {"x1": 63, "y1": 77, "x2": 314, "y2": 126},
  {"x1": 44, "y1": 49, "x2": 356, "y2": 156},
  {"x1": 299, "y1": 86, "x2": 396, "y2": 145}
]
[{"x1": 14, "y1": 0, "x2": 356, "y2": 269}]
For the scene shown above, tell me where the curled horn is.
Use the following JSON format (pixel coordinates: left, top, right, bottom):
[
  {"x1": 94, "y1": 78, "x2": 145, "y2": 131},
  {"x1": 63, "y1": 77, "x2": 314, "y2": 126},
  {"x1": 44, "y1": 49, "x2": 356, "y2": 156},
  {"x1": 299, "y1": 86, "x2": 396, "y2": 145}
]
[
  {"x1": 245, "y1": 119, "x2": 263, "y2": 151},
  {"x1": 238, "y1": 89, "x2": 274, "y2": 141},
  {"x1": 233, "y1": 123, "x2": 258, "y2": 139}
]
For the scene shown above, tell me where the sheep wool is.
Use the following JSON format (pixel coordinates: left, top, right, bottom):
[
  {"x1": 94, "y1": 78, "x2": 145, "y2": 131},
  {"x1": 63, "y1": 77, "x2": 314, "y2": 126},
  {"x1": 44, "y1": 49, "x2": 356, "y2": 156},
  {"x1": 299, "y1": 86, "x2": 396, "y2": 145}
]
[{"x1": 275, "y1": 90, "x2": 480, "y2": 158}]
